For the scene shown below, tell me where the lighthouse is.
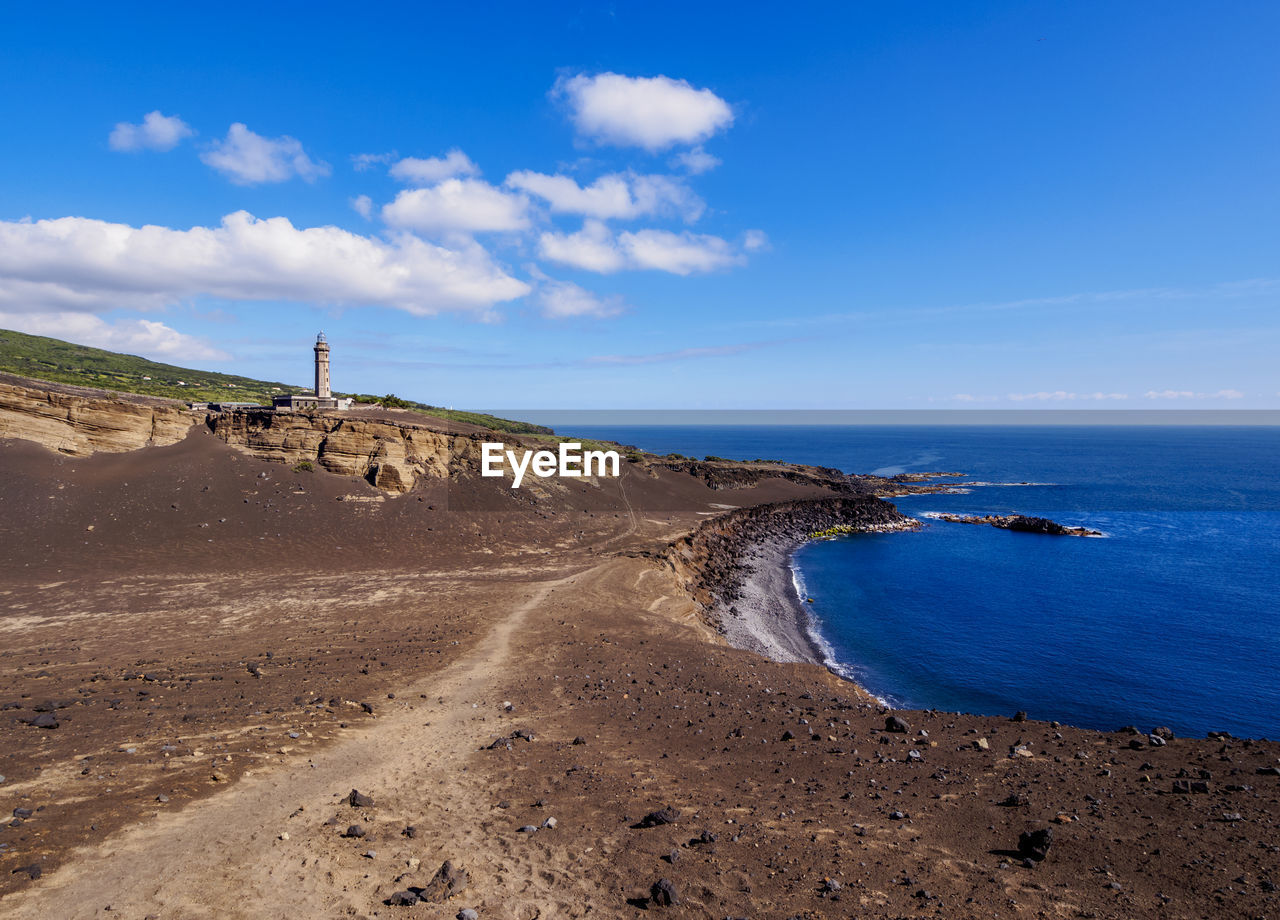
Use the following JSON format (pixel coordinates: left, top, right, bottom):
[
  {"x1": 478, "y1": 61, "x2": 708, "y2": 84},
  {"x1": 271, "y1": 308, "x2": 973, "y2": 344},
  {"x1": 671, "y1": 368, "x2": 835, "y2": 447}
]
[
  {"x1": 271, "y1": 333, "x2": 352, "y2": 412},
  {"x1": 314, "y1": 332, "x2": 331, "y2": 398}
]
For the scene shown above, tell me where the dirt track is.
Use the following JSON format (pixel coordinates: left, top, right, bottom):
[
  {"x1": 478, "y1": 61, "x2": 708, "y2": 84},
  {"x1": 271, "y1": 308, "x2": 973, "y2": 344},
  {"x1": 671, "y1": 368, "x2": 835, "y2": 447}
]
[{"x1": 3, "y1": 430, "x2": 1280, "y2": 919}]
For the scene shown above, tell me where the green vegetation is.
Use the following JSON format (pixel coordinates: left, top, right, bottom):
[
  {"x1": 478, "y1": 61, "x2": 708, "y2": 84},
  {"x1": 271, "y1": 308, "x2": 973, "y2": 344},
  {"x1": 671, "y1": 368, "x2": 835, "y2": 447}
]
[
  {"x1": 0, "y1": 327, "x2": 296, "y2": 404},
  {"x1": 339, "y1": 392, "x2": 553, "y2": 435},
  {"x1": 0, "y1": 327, "x2": 552, "y2": 435},
  {"x1": 704, "y1": 455, "x2": 731, "y2": 462},
  {"x1": 292, "y1": 460, "x2": 315, "y2": 473},
  {"x1": 809, "y1": 524, "x2": 859, "y2": 539}
]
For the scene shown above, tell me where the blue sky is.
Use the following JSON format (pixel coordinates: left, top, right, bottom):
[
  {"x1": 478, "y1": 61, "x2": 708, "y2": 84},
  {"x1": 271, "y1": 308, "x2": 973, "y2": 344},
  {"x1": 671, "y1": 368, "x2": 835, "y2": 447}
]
[{"x1": 1, "y1": 1, "x2": 1277, "y2": 408}]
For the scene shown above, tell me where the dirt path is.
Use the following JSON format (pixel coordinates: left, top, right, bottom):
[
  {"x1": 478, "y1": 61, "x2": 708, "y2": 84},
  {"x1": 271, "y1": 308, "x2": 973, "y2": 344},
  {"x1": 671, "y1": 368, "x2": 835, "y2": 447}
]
[{"x1": 3, "y1": 565, "x2": 603, "y2": 920}]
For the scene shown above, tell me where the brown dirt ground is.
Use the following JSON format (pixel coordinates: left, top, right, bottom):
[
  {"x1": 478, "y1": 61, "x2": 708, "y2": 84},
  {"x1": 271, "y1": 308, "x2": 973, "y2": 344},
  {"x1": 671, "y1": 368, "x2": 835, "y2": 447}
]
[{"x1": 1, "y1": 430, "x2": 1278, "y2": 919}]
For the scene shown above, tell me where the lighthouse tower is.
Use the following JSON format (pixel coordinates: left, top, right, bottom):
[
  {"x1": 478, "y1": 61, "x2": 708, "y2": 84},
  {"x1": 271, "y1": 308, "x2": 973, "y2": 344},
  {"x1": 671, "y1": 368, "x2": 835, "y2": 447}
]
[{"x1": 314, "y1": 332, "x2": 331, "y2": 398}]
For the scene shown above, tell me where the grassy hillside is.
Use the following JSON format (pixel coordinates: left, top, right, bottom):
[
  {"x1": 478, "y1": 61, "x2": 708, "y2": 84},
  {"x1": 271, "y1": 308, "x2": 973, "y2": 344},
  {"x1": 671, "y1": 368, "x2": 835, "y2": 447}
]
[{"x1": 0, "y1": 328, "x2": 553, "y2": 435}]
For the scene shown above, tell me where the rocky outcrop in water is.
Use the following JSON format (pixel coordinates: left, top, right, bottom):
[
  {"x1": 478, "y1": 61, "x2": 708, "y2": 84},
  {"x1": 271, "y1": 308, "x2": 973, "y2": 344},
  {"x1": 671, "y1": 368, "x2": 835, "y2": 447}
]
[
  {"x1": 929, "y1": 513, "x2": 1102, "y2": 537},
  {"x1": 0, "y1": 378, "x2": 197, "y2": 456}
]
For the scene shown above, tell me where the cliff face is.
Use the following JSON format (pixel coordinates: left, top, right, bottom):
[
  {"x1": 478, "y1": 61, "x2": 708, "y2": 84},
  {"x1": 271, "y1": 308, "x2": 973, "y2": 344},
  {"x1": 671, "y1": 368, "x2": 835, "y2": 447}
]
[
  {"x1": 207, "y1": 409, "x2": 489, "y2": 492},
  {"x1": 0, "y1": 379, "x2": 197, "y2": 456},
  {"x1": 665, "y1": 496, "x2": 910, "y2": 613}
]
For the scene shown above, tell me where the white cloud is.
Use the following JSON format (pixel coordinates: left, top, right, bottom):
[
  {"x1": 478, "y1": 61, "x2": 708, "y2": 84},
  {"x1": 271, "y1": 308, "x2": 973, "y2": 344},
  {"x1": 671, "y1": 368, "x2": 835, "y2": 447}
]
[
  {"x1": 534, "y1": 276, "x2": 623, "y2": 320},
  {"x1": 555, "y1": 72, "x2": 734, "y2": 151},
  {"x1": 381, "y1": 179, "x2": 530, "y2": 234},
  {"x1": 350, "y1": 195, "x2": 373, "y2": 219},
  {"x1": 352, "y1": 151, "x2": 397, "y2": 171},
  {"x1": 671, "y1": 146, "x2": 721, "y2": 174},
  {"x1": 201, "y1": 123, "x2": 331, "y2": 185},
  {"x1": 505, "y1": 170, "x2": 704, "y2": 222},
  {"x1": 0, "y1": 311, "x2": 228, "y2": 362},
  {"x1": 617, "y1": 228, "x2": 740, "y2": 275},
  {"x1": 537, "y1": 220, "x2": 626, "y2": 273},
  {"x1": 1144, "y1": 388, "x2": 1245, "y2": 400},
  {"x1": 108, "y1": 111, "x2": 195, "y2": 153},
  {"x1": 1007, "y1": 391, "x2": 1129, "y2": 401},
  {"x1": 538, "y1": 220, "x2": 742, "y2": 275},
  {"x1": 390, "y1": 149, "x2": 480, "y2": 185},
  {"x1": 742, "y1": 229, "x2": 769, "y2": 252},
  {"x1": 0, "y1": 211, "x2": 529, "y2": 318}
]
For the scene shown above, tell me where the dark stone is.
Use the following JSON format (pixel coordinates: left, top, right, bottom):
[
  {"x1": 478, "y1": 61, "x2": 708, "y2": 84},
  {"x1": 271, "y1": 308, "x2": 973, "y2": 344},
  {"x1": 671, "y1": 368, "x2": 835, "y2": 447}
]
[
  {"x1": 348, "y1": 789, "x2": 374, "y2": 808},
  {"x1": 1017, "y1": 827, "x2": 1053, "y2": 862},
  {"x1": 28, "y1": 712, "x2": 59, "y2": 729},
  {"x1": 572, "y1": 736, "x2": 586, "y2": 745},
  {"x1": 360, "y1": 702, "x2": 374, "y2": 714},
  {"x1": 781, "y1": 729, "x2": 795, "y2": 741},
  {"x1": 387, "y1": 890, "x2": 419, "y2": 906},
  {"x1": 402, "y1": 825, "x2": 418, "y2": 838},
  {"x1": 419, "y1": 859, "x2": 468, "y2": 902},
  {"x1": 343, "y1": 824, "x2": 366, "y2": 838},
  {"x1": 650, "y1": 877, "x2": 680, "y2": 907},
  {"x1": 638, "y1": 807, "x2": 680, "y2": 828},
  {"x1": 885, "y1": 715, "x2": 910, "y2": 733},
  {"x1": 1012, "y1": 711, "x2": 1029, "y2": 722},
  {"x1": 1256, "y1": 766, "x2": 1280, "y2": 776},
  {"x1": 888, "y1": 810, "x2": 906, "y2": 820},
  {"x1": 11, "y1": 864, "x2": 41, "y2": 880},
  {"x1": 998, "y1": 794, "x2": 1028, "y2": 808}
]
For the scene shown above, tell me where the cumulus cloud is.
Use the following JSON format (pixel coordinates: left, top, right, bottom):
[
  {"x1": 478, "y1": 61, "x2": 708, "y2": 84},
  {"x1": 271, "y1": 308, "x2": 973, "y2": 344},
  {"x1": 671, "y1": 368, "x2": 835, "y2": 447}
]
[
  {"x1": 108, "y1": 111, "x2": 194, "y2": 152},
  {"x1": 350, "y1": 195, "x2": 373, "y2": 219},
  {"x1": 0, "y1": 211, "x2": 529, "y2": 317},
  {"x1": 671, "y1": 146, "x2": 721, "y2": 175},
  {"x1": 537, "y1": 220, "x2": 626, "y2": 273},
  {"x1": 742, "y1": 229, "x2": 769, "y2": 252},
  {"x1": 201, "y1": 123, "x2": 331, "y2": 185},
  {"x1": 617, "y1": 228, "x2": 741, "y2": 275},
  {"x1": 382, "y1": 179, "x2": 530, "y2": 234},
  {"x1": 505, "y1": 170, "x2": 704, "y2": 222},
  {"x1": 0, "y1": 311, "x2": 228, "y2": 362},
  {"x1": 390, "y1": 149, "x2": 480, "y2": 185},
  {"x1": 555, "y1": 72, "x2": 734, "y2": 151},
  {"x1": 538, "y1": 220, "x2": 742, "y2": 275},
  {"x1": 533, "y1": 276, "x2": 623, "y2": 320}
]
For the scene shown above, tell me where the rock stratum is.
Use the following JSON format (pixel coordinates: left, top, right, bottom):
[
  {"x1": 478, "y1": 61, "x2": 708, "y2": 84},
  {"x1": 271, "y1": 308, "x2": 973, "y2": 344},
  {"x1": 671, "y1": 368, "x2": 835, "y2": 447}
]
[
  {"x1": 207, "y1": 408, "x2": 491, "y2": 493},
  {"x1": 0, "y1": 377, "x2": 197, "y2": 456}
]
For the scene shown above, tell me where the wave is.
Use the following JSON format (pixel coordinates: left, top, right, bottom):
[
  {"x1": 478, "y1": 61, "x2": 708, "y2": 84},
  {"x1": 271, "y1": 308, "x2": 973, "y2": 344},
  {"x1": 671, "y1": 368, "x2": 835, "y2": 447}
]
[{"x1": 788, "y1": 554, "x2": 894, "y2": 707}]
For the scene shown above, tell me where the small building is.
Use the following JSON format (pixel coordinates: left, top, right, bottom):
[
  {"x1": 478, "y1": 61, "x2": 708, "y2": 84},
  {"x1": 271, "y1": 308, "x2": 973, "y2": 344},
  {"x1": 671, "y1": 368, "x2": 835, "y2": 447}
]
[{"x1": 272, "y1": 333, "x2": 353, "y2": 412}]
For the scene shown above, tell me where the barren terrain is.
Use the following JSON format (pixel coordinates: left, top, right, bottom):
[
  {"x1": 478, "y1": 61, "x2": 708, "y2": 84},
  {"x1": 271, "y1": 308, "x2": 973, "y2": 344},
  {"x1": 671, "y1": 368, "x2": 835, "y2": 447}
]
[{"x1": 2, "y1": 403, "x2": 1278, "y2": 919}]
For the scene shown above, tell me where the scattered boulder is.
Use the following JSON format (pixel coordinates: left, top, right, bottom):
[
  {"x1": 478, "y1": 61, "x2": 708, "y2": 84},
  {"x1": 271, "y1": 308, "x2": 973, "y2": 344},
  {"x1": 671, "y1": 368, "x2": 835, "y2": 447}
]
[
  {"x1": 650, "y1": 878, "x2": 680, "y2": 907},
  {"x1": 457, "y1": 910, "x2": 479, "y2": 920},
  {"x1": 419, "y1": 860, "x2": 468, "y2": 903},
  {"x1": 1017, "y1": 827, "x2": 1053, "y2": 863},
  {"x1": 885, "y1": 715, "x2": 910, "y2": 733},
  {"x1": 387, "y1": 890, "x2": 419, "y2": 906},
  {"x1": 638, "y1": 807, "x2": 681, "y2": 828},
  {"x1": 343, "y1": 824, "x2": 366, "y2": 838},
  {"x1": 348, "y1": 789, "x2": 374, "y2": 808},
  {"x1": 27, "y1": 712, "x2": 59, "y2": 729}
]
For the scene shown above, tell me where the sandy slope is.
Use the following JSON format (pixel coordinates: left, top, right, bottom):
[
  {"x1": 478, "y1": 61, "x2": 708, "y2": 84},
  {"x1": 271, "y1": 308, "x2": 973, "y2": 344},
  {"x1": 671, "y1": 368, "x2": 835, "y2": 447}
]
[{"x1": 3, "y1": 426, "x2": 1280, "y2": 919}]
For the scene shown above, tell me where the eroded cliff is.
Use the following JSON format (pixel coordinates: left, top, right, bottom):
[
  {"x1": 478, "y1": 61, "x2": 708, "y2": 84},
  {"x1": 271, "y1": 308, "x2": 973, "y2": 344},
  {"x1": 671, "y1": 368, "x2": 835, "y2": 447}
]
[
  {"x1": 0, "y1": 378, "x2": 197, "y2": 456},
  {"x1": 207, "y1": 408, "x2": 491, "y2": 492}
]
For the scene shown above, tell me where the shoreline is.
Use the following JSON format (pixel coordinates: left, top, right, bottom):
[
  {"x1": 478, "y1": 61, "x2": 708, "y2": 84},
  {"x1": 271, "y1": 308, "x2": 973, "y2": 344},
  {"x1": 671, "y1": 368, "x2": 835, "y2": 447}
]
[{"x1": 673, "y1": 495, "x2": 918, "y2": 692}]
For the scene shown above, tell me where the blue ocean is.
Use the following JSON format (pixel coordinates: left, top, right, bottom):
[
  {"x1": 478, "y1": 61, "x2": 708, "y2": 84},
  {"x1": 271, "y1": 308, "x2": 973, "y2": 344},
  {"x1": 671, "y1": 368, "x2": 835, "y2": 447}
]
[{"x1": 570, "y1": 425, "x2": 1280, "y2": 739}]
